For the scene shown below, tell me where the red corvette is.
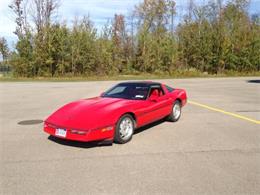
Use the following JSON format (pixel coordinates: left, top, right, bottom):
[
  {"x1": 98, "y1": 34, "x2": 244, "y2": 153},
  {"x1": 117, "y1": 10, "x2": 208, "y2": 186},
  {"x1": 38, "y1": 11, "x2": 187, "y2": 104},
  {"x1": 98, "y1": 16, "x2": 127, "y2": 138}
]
[{"x1": 44, "y1": 81, "x2": 187, "y2": 144}]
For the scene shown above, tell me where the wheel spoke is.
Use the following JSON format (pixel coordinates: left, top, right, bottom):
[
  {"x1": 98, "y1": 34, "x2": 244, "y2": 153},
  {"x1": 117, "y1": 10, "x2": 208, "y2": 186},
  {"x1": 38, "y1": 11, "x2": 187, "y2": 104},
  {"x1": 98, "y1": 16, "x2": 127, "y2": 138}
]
[
  {"x1": 119, "y1": 117, "x2": 133, "y2": 141},
  {"x1": 173, "y1": 103, "x2": 181, "y2": 119}
]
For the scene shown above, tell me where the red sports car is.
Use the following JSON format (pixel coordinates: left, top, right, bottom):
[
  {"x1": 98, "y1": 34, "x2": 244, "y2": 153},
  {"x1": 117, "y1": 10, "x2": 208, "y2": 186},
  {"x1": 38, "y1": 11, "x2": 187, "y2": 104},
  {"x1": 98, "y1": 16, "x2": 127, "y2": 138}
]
[{"x1": 44, "y1": 81, "x2": 187, "y2": 144}]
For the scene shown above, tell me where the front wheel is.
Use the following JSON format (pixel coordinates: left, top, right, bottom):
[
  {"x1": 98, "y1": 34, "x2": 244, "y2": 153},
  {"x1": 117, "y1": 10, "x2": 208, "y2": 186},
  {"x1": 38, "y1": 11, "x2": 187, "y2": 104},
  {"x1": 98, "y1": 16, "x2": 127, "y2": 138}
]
[
  {"x1": 114, "y1": 114, "x2": 135, "y2": 144},
  {"x1": 167, "y1": 100, "x2": 182, "y2": 122}
]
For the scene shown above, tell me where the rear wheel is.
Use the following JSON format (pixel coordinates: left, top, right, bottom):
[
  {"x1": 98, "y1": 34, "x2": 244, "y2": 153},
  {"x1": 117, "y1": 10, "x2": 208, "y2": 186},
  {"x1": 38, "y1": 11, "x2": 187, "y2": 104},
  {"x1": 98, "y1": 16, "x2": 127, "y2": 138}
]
[
  {"x1": 167, "y1": 100, "x2": 182, "y2": 122},
  {"x1": 114, "y1": 114, "x2": 134, "y2": 144}
]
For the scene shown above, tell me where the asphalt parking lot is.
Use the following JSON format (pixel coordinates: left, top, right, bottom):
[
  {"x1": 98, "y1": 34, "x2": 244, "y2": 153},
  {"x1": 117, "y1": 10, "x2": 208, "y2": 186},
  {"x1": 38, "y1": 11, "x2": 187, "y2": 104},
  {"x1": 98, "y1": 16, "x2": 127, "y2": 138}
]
[{"x1": 0, "y1": 77, "x2": 259, "y2": 194}]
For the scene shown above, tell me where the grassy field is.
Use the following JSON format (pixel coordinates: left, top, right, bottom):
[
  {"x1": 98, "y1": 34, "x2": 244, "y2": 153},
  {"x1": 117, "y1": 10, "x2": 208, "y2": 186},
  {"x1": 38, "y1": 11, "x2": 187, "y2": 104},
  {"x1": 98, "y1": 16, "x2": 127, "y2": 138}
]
[{"x1": 0, "y1": 70, "x2": 259, "y2": 82}]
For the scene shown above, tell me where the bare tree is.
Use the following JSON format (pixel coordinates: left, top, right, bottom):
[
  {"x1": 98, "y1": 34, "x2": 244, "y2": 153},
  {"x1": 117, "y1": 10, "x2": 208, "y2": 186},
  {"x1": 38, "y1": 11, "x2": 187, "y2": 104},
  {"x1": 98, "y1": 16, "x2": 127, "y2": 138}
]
[
  {"x1": 9, "y1": 0, "x2": 29, "y2": 37},
  {"x1": 30, "y1": 0, "x2": 59, "y2": 33},
  {"x1": 112, "y1": 14, "x2": 128, "y2": 72},
  {"x1": 166, "y1": 0, "x2": 176, "y2": 35},
  {"x1": 127, "y1": 13, "x2": 136, "y2": 60},
  {"x1": 187, "y1": 0, "x2": 194, "y2": 21}
]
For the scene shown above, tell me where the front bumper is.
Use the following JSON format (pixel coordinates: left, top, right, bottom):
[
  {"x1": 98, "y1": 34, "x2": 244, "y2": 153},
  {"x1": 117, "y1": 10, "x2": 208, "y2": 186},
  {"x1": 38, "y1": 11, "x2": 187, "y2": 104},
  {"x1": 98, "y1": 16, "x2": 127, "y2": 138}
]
[{"x1": 44, "y1": 122, "x2": 114, "y2": 142}]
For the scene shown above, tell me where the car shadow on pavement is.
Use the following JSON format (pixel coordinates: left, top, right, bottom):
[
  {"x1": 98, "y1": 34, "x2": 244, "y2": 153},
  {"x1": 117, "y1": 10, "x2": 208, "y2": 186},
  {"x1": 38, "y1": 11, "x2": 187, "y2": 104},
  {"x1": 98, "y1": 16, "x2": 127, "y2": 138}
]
[
  {"x1": 18, "y1": 119, "x2": 43, "y2": 125},
  {"x1": 134, "y1": 118, "x2": 166, "y2": 135},
  {"x1": 247, "y1": 79, "x2": 260, "y2": 84},
  {"x1": 48, "y1": 136, "x2": 113, "y2": 148}
]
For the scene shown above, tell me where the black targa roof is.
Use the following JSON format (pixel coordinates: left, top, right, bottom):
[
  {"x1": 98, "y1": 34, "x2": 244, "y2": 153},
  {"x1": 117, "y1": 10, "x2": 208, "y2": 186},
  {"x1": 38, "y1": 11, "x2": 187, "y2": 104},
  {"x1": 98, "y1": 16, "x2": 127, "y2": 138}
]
[{"x1": 118, "y1": 81, "x2": 161, "y2": 87}]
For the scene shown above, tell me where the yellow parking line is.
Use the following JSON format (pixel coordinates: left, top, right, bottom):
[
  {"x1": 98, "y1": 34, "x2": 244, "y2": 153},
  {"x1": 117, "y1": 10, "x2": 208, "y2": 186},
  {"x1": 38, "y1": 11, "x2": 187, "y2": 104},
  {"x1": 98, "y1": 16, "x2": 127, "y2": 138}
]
[{"x1": 188, "y1": 100, "x2": 260, "y2": 125}]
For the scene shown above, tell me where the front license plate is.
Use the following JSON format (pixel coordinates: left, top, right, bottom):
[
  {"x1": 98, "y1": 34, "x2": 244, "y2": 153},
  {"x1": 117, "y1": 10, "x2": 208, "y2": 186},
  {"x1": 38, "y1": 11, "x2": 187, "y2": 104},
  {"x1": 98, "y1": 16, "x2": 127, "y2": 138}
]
[{"x1": 55, "y1": 128, "x2": 67, "y2": 137}]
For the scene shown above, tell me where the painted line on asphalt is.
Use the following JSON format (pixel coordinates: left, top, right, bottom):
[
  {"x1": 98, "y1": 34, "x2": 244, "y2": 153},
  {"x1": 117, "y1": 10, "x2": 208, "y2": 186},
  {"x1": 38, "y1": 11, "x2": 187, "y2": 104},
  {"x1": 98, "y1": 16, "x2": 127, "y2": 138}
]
[{"x1": 188, "y1": 100, "x2": 260, "y2": 125}]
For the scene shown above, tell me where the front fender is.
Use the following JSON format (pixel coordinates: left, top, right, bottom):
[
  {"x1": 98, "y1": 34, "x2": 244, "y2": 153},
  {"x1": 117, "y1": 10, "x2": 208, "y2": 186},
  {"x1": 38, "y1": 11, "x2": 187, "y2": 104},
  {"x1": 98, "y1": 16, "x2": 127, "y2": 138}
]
[{"x1": 108, "y1": 107, "x2": 136, "y2": 126}]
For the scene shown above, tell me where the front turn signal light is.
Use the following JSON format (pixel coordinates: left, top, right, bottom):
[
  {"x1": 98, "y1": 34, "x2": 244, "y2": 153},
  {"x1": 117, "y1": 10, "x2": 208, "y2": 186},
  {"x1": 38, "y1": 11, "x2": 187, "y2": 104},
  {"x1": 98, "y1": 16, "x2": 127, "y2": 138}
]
[{"x1": 101, "y1": 126, "x2": 113, "y2": 132}]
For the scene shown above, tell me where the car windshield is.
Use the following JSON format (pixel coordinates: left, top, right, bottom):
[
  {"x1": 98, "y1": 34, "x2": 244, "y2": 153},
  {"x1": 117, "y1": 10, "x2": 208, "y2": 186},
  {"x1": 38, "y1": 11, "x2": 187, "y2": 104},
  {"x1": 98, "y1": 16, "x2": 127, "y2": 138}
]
[{"x1": 102, "y1": 83, "x2": 150, "y2": 100}]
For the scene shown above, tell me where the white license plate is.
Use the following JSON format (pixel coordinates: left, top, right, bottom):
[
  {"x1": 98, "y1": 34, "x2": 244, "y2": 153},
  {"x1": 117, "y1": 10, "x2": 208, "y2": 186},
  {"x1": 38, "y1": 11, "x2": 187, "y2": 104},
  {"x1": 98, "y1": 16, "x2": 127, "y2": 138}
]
[{"x1": 55, "y1": 128, "x2": 67, "y2": 137}]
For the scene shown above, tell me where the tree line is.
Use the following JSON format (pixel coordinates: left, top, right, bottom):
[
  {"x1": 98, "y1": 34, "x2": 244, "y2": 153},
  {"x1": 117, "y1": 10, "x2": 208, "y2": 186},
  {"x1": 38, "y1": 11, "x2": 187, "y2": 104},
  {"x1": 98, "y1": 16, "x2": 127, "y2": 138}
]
[{"x1": 1, "y1": 0, "x2": 259, "y2": 77}]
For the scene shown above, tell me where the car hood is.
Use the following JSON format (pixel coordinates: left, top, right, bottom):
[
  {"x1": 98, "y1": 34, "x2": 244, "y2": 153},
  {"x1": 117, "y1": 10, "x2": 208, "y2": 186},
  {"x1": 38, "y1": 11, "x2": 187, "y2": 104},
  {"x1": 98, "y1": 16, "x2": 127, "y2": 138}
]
[{"x1": 45, "y1": 97, "x2": 136, "y2": 130}]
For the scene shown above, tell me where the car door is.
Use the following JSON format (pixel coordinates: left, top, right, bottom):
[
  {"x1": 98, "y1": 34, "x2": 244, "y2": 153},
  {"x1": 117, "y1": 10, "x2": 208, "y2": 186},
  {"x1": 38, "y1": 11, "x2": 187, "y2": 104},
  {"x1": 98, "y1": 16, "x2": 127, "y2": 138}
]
[{"x1": 137, "y1": 85, "x2": 172, "y2": 126}]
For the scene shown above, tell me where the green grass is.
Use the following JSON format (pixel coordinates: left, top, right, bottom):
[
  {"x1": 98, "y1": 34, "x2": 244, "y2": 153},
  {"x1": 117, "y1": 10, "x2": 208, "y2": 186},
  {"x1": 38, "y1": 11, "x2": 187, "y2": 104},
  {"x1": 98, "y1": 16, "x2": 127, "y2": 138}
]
[{"x1": 0, "y1": 70, "x2": 259, "y2": 82}]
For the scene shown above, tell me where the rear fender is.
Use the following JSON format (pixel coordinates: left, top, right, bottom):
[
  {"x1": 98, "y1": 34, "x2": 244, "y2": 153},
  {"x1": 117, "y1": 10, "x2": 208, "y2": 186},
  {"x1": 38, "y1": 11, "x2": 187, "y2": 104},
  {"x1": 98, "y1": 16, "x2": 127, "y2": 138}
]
[{"x1": 170, "y1": 89, "x2": 187, "y2": 106}]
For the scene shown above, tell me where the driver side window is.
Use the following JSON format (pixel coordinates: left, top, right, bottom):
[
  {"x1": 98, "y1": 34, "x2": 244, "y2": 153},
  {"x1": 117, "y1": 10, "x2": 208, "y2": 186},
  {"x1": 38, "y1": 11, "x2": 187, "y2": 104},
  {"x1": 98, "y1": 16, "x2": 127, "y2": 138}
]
[{"x1": 149, "y1": 86, "x2": 164, "y2": 98}]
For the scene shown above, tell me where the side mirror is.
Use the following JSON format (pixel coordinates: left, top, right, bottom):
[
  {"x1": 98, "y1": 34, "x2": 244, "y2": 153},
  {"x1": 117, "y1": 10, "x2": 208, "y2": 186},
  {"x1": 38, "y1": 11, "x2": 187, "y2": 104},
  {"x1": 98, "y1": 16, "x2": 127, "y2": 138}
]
[{"x1": 100, "y1": 92, "x2": 105, "y2": 97}]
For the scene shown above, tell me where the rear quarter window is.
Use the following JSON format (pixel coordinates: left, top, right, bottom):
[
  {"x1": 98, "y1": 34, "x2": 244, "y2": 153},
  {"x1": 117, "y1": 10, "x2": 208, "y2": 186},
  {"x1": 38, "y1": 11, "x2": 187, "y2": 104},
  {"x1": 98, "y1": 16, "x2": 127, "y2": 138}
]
[{"x1": 166, "y1": 85, "x2": 174, "y2": 92}]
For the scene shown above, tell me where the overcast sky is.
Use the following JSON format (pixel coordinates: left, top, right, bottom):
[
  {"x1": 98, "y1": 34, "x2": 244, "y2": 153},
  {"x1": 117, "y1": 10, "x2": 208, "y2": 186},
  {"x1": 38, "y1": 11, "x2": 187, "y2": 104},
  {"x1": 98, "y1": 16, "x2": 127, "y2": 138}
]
[{"x1": 0, "y1": 0, "x2": 259, "y2": 48}]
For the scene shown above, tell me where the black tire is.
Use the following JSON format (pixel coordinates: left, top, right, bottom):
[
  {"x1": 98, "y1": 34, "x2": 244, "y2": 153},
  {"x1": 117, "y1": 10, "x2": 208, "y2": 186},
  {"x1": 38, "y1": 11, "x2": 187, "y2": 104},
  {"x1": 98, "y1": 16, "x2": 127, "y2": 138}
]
[
  {"x1": 114, "y1": 114, "x2": 135, "y2": 144},
  {"x1": 167, "y1": 100, "x2": 182, "y2": 122}
]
